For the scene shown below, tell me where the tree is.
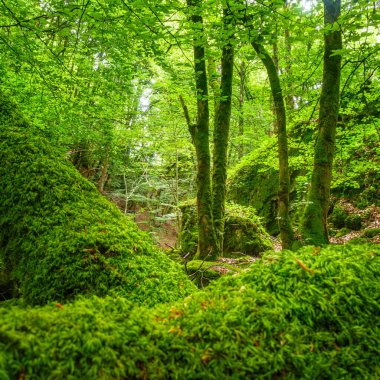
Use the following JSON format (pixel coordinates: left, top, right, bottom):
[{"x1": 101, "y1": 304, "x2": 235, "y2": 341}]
[
  {"x1": 302, "y1": 0, "x2": 342, "y2": 245},
  {"x1": 181, "y1": 0, "x2": 217, "y2": 259},
  {"x1": 212, "y1": 5, "x2": 235, "y2": 254},
  {"x1": 180, "y1": 0, "x2": 235, "y2": 259}
]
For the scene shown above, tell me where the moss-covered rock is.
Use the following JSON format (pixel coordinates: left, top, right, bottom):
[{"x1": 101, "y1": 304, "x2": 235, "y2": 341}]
[
  {"x1": 0, "y1": 244, "x2": 379, "y2": 379},
  {"x1": 362, "y1": 227, "x2": 380, "y2": 239},
  {"x1": 330, "y1": 205, "x2": 363, "y2": 232},
  {"x1": 179, "y1": 201, "x2": 273, "y2": 257},
  {"x1": 0, "y1": 95, "x2": 196, "y2": 305},
  {"x1": 227, "y1": 144, "x2": 281, "y2": 235}
]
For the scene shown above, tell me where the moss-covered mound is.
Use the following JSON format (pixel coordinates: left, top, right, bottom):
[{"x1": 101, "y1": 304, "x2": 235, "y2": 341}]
[
  {"x1": 0, "y1": 96, "x2": 196, "y2": 305},
  {"x1": 227, "y1": 144, "x2": 282, "y2": 235},
  {"x1": 0, "y1": 244, "x2": 379, "y2": 379},
  {"x1": 179, "y1": 201, "x2": 272, "y2": 257}
]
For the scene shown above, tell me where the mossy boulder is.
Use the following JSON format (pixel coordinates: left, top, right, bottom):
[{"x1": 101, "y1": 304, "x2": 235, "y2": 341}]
[
  {"x1": 0, "y1": 244, "x2": 379, "y2": 379},
  {"x1": 227, "y1": 145, "x2": 281, "y2": 235},
  {"x1": 362, "y1": 227, "x2": 380, "y2": 239},
  {"x1": 179, "y1": 201, "x2": 273, "y2": 257},
  {"x1": 330, "y1": 206, "x2": 363, "y2": 231},
  {"x1": 0, "y1": 95, "x2": 196, "y2": 305}
]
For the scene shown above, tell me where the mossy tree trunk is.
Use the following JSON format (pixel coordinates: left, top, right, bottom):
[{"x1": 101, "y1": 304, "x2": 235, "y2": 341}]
[
  {"x1": 302, "y1": 0, "x2": 342, "y2": 245},
  {"x1": 251, "y1": 41, "x2": 295, "y2": 250},
  {"x1": 181, "y1": 0, "x2": 217, "y2": 260},
  {"x1": 212, "y1": 7, "x2": 234, "y2": 254},
  {"x1": 237, "y1": 59, "x2": 246, "y2": 159}
]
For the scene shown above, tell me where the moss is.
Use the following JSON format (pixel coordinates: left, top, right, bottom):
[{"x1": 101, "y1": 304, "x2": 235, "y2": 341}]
[
  {"x1": 227, "y1": 147, "x2": 281, "y2": 235},
  {"x1": 0, "y1": 244, "x2": 379, "y2": 379},
  {"x1": 0, "y1": 95, "x2": 196, "y2": 306},
  {"x1": 345, "y1": 214, "x2": 362, "y2": 231},
  {"x1": 335, "y1": 227, "x2": 351, "y2": 238},
  {"x1": 223, "y1": 203, "x2": 273, "y2": 256},
  {"x1": 331, "y1": 206, "x2": 347, "y2": 229},
  {"x1": 179, "y1": 201, "x2": 272, "y2": 258},
  {"x1": 186, "y1": 260, "x2": 238, "y2": 288},
  {"x1": 362, "y1": 228, "x2": 380, "y2": 239}
]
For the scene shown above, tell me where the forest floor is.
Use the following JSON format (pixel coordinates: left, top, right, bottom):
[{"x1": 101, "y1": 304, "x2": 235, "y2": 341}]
[{"x1": 330, "y1": 202, "x2": 380, "y2": 244}]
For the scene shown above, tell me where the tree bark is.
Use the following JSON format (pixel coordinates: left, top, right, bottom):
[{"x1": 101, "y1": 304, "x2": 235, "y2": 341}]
[
  {"x1": 184, "y1": 0, "x2": 217, "y2": 259},
  {"x1": 212, "y1": 7, "x2": 234, "y2": 255},
  {"x1": 302, "y1": 0, "x2": 342, "y2": 245},
  {"x1": 238, "y1": 59, "x2": 246, "y2": 159},
  {"x1": 251, "y1": 41, "x2": 295, "y2": 249}
]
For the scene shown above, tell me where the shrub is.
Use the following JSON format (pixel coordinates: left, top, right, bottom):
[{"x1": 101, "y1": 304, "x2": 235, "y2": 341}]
[
  {"x1": 0, "y1": 244, "x2": 379, "y2": 379},
  {"x1": 0, "y1": 95, "x2": 196, "y2": 306}
]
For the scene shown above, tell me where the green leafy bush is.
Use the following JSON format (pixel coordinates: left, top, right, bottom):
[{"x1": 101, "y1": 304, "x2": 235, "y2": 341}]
[
  {"x1": 0, "y1": 244, "x2": 379, "y2": 379},
  {"x1": 0, "y1": 95, "x2": 196, "y2": 305}
]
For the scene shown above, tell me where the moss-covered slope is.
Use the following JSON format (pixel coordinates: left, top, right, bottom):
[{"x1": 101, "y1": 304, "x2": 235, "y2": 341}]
[
  {"x1": 0, "y1": 244, "x2": 379, "y2": 379},
  {"x1": 0, "y1": 96, "x2": 196, "y2": 305}
]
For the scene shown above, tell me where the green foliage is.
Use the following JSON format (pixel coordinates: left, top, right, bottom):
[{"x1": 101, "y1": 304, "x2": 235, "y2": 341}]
[
  {"x1": 0, "y1": 244, "x2": 379, "y2": 379},
  {"x1": 0, "y1": 95, "x2": 196, "y2": 305},
  {"x1": 179, "y1": 201, "x2": 272, "y2": 258}
]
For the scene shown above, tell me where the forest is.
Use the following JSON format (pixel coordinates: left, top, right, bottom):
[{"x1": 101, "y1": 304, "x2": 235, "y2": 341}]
[{"x1": 0, "y1": 0, "x2": 379, "y2": 378}]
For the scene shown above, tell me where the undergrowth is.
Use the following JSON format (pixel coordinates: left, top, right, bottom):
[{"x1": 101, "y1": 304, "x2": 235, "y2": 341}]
[{"x1": 0, "y1": 244, "x2": 379, "y2": 379}]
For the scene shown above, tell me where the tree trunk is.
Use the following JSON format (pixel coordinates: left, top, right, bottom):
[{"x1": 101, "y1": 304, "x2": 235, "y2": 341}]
[
  {"x1": 212, "y1": 7, "x2": 234, "y2": 255},
  {"x1": 238, "y1": 60, "x2": 246, "y2": 159},
  {"x1": 301, "y1": 0, "x2": 342, "y2": 245},
  {"x1": 251, "y1": 41, "x2": 295, "y2": 250},
  {"x1": 183, "y1": 0, "x2": 217, "y2": 259}
]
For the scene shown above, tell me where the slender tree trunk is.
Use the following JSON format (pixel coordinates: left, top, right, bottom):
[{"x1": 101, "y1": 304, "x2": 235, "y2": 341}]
[
  {"x1": 98, "y1": 147, "x2": 110, "y2": 193},
  {"x1": 284, "y1": 0, "x2": 295, "y2": 111},
  {"x1": 251, "y1": 42, "x2": 294, "y2": 249},
  {"x1": 182, "y1": 0, "x2": 217, "y2": 259},
  {"x1": 212, "y1": 7, "x2": 234, "y2": 255},
  {"x1": 302, "y1": 0, "x2": 342, "y2": 245},
  {"x1": 238, "y1": 60, "x2": 246, "y2": 159}
]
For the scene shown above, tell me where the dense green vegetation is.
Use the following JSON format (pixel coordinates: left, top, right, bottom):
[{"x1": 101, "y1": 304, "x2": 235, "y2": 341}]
[
  {"x1": 1, "y1": 244, "x2": 379, "y2": 378},
  {"x1": 0, "y1": 95, "x2": 195, "y2": 306},
  {"x1": 0, "y1": 0, "x2": 379, "y2": 378}
]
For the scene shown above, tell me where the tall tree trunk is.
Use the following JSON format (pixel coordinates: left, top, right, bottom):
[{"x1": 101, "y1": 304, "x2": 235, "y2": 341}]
[
  {"x1": 238, "y1": 59, "x2": 246, "y2": 159},
  {"x1": 182, "y1": 0, "x2": 217, "y2": 259},
  {"x1": 212, "y1": 7, "x2": 234, "y2": 255},
  {"x1": 302, "y1": 0, "x2": 342, "y2": 245},
  {"x1": 251, "y1": 41, "x2": 294, "y2": 249},
  {"x1": 284, "y1": 0, "x2": 295, "y2": 111}
]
